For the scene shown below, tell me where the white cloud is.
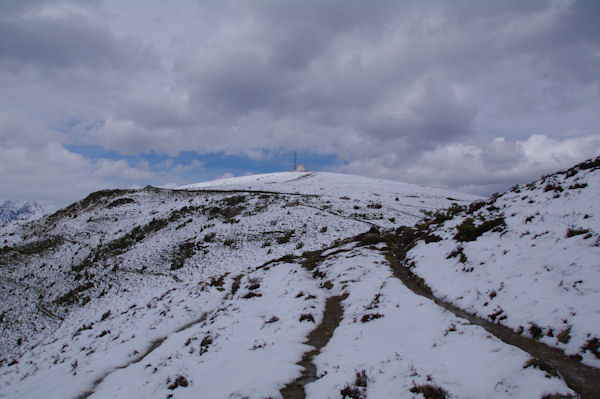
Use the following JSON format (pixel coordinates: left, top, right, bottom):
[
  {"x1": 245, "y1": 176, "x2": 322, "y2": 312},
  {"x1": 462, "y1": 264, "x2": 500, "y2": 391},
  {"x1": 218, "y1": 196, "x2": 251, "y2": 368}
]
[
  {"x1": 396, "y1": 134, "x2": 600, "y2": 195},
  {"x1": 0, "y1": 116, "x2": 206, "y2": 207},
  {"x1": 218, "y1": 172, "x2": 234, "y2": 180}
]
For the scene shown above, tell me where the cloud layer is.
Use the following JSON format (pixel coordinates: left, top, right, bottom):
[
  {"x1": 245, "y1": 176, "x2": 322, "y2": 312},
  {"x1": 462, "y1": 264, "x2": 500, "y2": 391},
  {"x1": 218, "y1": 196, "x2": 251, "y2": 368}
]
[{"x1": 1, "y1": 0, "x2": 599, "y2": 206}]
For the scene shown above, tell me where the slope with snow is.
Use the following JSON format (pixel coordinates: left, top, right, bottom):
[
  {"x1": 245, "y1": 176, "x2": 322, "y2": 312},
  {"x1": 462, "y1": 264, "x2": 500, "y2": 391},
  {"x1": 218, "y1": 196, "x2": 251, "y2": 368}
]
[
  {"x1": 0, "y1": 167, "x2": 597, "y2": 398},
  {"x1": 405, "y1": 157, "x2": 600, "y2": 367}
]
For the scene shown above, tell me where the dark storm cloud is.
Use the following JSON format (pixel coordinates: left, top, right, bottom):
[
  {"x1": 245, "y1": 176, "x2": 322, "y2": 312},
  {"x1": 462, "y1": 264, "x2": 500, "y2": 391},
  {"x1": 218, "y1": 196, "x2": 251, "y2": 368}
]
[
  {"x1": 1, "y1": 0, "x2": 599, "y2": 205},
  {"x1": 0, "y1": 1, "x2": 158, "y2": 71},
  {"x1": 90, "y1": 0, "x2": 599, "y2": 169}
]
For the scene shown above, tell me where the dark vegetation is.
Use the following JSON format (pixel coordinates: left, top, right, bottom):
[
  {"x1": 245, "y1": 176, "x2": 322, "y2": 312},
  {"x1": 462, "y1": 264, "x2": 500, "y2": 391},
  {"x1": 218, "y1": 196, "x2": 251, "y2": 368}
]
[
  {"x1": 582, "y1": 337, "x2": 600, "y2": 359},
  {"x1": 171, "y1": 241, "x2": 197, "y2": 270},
  {"x1": 100, "y1": 310, "x2": 111, "y2": 321},
  {"x1": 199, "y1": 335, "x2": 213, "y2": 355},
  {"x1": 54, "y1": 282, "x2": 94, "y2": 306},
  {"x1": 409, "y1": 383, "x2": 448, "y2": 399},
  {"x1": 541, "y1": 394, "x2": 577, "y2": 399},
  {"x1": 557, "y1": 327, "x2": 571, "y2": 344},
  {"x1": 167, "y1": 375, "x2": 189, "y2": 390},
  {"x1": 90, "y1": 217, "x2": 170, "y2": 262},
  {"x1": 277, "y1": 230, "x2": 294, "y2": 244},
  {"x1": 360, "y1": 313, "x2": 383, "y2": 323},
  {"x1": 106, "y1": 198, "x2": 135, "y2": 209},
  {"x1": 565, "y1": 228, "x2": 589, "y2": 238},
  {"x1": 544, "y1": 183, "x2": 564, "y2": 193},
  {"x1": 568, "y1": 183, "x2": 587, "y2": 190},
  {"x1": 528, "y1": 323, "x2": 544, "y2": 340},
  {"x1": 0, "y1": 236, "x2": 63, "y2": 257},
  {"x1": 453, "y1": 217, "x2": 506, "y2": 242},
  {"x1": 340, "y1": 370, "x2": 368, "y2": 399},
  {"x1": 299, "y1": 313, "x2": 315, "y2": 323},
  {"x1": 423, "y1": 203, "x2": 466, "y2": 224},
  {"x1": 446, "y1": 246, "x2": 467, "y2": 263},
  {"x1": 207, "y1": 195, "x2": 247, "y2": 221},
  {"x1": 209, "y1": 273, "x2": 227, "y2": 289}
]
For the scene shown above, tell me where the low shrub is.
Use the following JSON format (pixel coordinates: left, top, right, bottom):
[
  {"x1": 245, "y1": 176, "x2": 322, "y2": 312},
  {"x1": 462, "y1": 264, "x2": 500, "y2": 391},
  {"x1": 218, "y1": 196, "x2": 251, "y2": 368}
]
[
  {"x1": 410, "y1": 383, "x2": 448, "y2": 399},
  {"x1": 446, "y1": 246, "x2": 464, "y2": 260},
  {"x1": 277, "y1": 230, "x2": 294, "y2": 244},
  {"x1": 568, "y1": 182, "x2": 587, "y2": 190},
  {"x1": 54, "y1": 282, "x2": 94, "y2": 306},
  {"x1": 340, "y1": 370, "x2": 368, "y2": 399},
  {"x1": 454, "y1": 217, "x2": 506, "y2": 242},
  {"x1": 528, "y1": 323, "x2": 544, "y2": 340},
  {"x1": 467, "y1": 201, "x2": 486, "y2": 214},
  {"x1": 223, "y1": 195, "x2": 246, "y2": 207},
  {"x1": 168, "y1": 375, "x2": 189, "y2": 390},
  {"x1": 299, "y1": 313, "x2": 315, "y2": 323},
  {"x1": 581, "y1": 337, "x2": 600, "y2": 359},
  {"x1": 360, "y1": 313, "x2": 383, "y2": 323},
  {"x1": 203, "y1": 232, "x2": 216, "y2": 243},
  {"x1": 544, "y1": 184, "x2": 563, "y2": 193},
  {"x1": 566, "y1": 228, "x2": 589, "y2": 238},
  {"x1": 171, "y1": 241, "x2": 196, "y2": 270},
  {"x1": 106, "y1": 198, "x2": 135, "y2": 208}
]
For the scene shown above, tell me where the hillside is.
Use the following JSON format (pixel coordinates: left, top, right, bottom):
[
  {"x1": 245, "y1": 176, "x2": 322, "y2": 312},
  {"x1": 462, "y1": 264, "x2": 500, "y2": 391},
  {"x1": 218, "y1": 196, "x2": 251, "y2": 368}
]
[
  {"x1": 404, "y1": 157, "x2": 600, "y2": 368},
  {"x1": 0, "y1": 167, "x2": 598, "y2": 398}
]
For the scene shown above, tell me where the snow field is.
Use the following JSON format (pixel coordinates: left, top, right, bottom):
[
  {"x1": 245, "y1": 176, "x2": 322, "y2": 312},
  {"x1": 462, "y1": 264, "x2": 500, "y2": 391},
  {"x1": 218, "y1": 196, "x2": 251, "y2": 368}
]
[
  {"x1": 409, "y1": 164, "x2": 600, "y2": 366},
  {"x1": 303, "y1": 245, "x2": 574, "y2": 398}
]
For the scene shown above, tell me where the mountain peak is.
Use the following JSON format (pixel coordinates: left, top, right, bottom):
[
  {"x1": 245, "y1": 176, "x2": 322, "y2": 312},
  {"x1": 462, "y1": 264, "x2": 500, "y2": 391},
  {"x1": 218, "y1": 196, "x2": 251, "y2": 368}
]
[{"x1": 0, "y1": 200, "x2": 48, "y2": 226}]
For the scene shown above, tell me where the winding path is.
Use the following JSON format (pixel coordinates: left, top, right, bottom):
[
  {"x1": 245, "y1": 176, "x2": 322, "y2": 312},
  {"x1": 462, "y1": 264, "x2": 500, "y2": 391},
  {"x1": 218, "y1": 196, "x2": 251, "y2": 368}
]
[
  {"x1": 384, "y1": 246, "x2": 600, "y2": 399},
  {"x1": 74, "y1": 312, "x2": 208, "y2": 399},
  {"x1": 280, "y1": 295, "x2": 344, "y2": 399}
]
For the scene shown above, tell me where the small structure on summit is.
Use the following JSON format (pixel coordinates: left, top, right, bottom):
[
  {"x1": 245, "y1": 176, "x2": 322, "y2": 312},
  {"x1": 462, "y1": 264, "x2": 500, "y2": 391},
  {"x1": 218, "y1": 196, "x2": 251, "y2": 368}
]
[
  {"x1": 295, "y1": 163, "x2": 308, "y2": 172},
  {"x1": 293, "y1": 152, "x2": 309, "y2": 172}
]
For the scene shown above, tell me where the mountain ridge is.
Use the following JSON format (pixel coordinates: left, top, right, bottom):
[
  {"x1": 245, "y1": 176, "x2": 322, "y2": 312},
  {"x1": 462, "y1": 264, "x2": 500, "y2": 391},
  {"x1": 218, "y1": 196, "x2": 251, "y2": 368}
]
[{"x1": 0, "y1": 164, "x2": 598, "y2": 398}]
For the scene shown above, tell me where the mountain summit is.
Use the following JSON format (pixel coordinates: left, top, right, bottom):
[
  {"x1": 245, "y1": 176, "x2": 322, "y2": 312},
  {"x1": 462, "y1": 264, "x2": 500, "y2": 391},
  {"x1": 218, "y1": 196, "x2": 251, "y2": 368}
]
[{"x1": 0, "y1": 165, "x2": 598, "y2": 398}]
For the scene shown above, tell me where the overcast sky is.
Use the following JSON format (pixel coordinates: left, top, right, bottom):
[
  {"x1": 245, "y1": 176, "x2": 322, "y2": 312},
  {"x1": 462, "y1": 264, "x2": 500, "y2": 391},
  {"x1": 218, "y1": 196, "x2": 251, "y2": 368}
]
[{"x1": 1, "y1": 0, "x2": 599, "y2": 207}]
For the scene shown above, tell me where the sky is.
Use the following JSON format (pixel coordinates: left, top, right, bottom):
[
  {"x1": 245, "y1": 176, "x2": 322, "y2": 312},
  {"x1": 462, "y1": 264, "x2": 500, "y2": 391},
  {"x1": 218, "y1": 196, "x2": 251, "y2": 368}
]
[{"x1": 1, "y1": 0, "x2": 599, "y2": 208}]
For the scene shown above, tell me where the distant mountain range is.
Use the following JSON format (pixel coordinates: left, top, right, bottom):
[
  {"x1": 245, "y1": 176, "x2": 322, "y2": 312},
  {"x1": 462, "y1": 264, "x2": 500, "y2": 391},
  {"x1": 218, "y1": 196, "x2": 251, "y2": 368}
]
[{"x1": 0, "y1": 200, "x2": 48, "y2": 226}]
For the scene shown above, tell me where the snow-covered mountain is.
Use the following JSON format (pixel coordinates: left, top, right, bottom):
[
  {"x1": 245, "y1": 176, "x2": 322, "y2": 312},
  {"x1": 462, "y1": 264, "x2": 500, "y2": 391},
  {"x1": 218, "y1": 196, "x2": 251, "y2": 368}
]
[
  {"x1": 0, "y1": 166, "x2": 598, "y2": 398},
  {"x1": 0, "y1": 200, "x2": 48, "y2": 226}
]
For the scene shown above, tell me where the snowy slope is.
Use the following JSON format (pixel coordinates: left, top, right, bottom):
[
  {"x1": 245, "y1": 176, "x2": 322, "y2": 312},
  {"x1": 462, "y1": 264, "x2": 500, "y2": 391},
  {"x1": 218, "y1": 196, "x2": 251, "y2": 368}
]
[
  {"x1": 405, "y1": 157, "x2": 600, "y2": 367},
  {"x1": 180, "y1": 171, "x2": 478, "y2": 230},
  {"x1": 0, "y1": 168, "x2": 597, "y2": 398}
]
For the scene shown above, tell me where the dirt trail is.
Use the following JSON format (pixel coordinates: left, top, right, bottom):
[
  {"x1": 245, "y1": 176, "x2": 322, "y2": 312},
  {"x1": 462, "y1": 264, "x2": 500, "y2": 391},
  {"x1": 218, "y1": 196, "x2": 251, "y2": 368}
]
[
  {"x1": 386, "y1": 252, "x2": 600, "y2": 399},
  {"x1": 284, "y1": 172, "x2": 317, "y2": 183},
  {"x1": 280, "y1": 295, "x2": 344, "y2": 399},
  {"x1": 74, "y1": 312, "x2": 207, "y2": 399}
]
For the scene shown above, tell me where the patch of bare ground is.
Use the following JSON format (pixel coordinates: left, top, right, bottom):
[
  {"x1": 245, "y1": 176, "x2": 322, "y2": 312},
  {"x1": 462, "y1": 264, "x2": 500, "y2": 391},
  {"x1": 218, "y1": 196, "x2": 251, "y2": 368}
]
[{"x1": 280, "y1": 295, "x2": 345, "y2": 399}]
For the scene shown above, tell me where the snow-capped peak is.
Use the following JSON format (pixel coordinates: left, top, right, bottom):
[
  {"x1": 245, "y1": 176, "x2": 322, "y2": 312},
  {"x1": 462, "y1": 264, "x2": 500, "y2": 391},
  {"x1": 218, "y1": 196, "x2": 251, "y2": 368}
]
[{"x1": 0, "y1": 200, "x2": 49, "y2": 226}]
